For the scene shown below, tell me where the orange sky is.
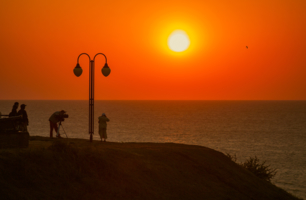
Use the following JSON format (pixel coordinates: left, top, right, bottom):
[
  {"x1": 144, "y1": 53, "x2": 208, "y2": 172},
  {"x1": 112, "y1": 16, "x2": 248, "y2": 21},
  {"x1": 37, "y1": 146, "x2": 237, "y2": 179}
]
[{"x1": 1, "y1": 0, "x2": 305, "y2": 100}]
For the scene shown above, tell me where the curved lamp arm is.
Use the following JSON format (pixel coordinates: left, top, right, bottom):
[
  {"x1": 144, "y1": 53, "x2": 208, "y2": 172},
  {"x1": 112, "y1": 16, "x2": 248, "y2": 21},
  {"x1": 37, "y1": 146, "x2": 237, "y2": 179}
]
[
  {"x1": 77, "y1": 53, "x2": 91, "y2": 62},
  {"x1": 94, "y1": 53, "x2": 111, "y2": 77},
  {"x1": 93, "y1": 53, "x2": 107, "y2": 63},
  {"x1": 73, "y1": 53, "x2": 91, "y2": 77}
]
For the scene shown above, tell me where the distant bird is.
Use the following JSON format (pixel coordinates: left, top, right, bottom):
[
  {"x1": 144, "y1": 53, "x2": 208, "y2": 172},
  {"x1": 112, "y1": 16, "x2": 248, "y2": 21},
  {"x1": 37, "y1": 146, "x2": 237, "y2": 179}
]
[{"x1": 246, "y1": 46, "x2": 248, "y2": 49}]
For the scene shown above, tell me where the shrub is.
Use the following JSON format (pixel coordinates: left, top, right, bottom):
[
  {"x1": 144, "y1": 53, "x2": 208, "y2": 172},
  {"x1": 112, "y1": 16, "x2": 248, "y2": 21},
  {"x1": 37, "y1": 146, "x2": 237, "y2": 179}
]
[
  {"x1": 226, "y1": 153, "x2": 237, "y2": 163},
  {"x1": 241, "y1": 156, "x2": 277, "y2": 182},
  {"x1": 226, "y1": 154, "x2": 277, "y2": 182}
]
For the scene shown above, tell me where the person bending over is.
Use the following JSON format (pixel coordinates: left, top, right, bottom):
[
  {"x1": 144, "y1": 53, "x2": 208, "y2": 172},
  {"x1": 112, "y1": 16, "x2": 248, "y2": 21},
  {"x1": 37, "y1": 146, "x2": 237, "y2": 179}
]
[{"x1": 49, "y1": 110, "x2": 66, "y2": 138}]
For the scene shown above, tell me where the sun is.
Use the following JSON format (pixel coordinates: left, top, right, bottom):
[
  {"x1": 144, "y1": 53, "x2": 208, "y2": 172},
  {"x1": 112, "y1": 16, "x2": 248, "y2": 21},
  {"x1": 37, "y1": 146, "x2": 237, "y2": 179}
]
[{"x1": 167, "y1": 30, "x2": 190, "y2": 52}]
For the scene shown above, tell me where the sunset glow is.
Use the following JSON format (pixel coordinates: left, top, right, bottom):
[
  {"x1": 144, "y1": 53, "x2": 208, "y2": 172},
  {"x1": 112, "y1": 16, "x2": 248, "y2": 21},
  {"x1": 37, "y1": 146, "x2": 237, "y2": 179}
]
[{"x1": 0, "y1": 0, "x2": 305, "y2": 100}]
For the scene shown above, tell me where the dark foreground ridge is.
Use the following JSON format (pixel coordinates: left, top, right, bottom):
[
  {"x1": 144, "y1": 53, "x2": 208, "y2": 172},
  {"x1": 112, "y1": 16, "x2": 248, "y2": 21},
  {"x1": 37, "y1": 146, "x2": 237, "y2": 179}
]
[{"x1": 0, "y1": 136, "x2": 301, "y2": 200}]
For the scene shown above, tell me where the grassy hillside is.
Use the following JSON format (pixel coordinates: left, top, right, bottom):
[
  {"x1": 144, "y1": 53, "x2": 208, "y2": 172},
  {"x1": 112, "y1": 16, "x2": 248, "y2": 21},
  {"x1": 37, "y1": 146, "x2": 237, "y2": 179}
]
[{"x1": 0, "y1": 136, "x2": 301, "y2": 200}]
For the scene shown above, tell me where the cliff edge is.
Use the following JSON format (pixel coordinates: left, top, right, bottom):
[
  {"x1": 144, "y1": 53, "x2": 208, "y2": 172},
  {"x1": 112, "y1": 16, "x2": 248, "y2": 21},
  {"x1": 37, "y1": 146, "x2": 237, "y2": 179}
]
[{"x1": 0, "y1": 136, "x2": 300, "y2": 200}]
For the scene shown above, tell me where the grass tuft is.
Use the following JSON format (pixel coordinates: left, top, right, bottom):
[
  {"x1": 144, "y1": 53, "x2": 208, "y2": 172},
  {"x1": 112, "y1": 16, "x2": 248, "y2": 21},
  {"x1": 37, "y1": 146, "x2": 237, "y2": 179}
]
[{"x1": 226, "y1": 153, "x2": 277, "y2": 182}]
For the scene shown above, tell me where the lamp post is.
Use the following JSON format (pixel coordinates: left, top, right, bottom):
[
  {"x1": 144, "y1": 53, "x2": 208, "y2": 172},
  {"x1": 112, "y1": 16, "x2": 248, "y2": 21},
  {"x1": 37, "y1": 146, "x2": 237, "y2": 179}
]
[{"x1": 73, "y1": 53, "x2": 111, "y2": 142}]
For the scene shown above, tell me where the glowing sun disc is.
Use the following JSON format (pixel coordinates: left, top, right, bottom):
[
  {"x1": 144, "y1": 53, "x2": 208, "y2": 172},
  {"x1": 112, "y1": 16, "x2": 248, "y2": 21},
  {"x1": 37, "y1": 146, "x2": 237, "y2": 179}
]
[{"x1": 167, "y1": 30, "x2": 190, "y2": 52}]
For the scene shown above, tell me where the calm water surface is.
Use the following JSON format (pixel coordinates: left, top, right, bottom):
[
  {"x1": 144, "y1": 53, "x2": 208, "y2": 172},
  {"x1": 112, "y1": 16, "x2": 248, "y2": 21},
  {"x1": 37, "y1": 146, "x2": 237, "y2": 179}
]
[{"x1": 0, "y1": 100, "x2": 305, "y2": 199}]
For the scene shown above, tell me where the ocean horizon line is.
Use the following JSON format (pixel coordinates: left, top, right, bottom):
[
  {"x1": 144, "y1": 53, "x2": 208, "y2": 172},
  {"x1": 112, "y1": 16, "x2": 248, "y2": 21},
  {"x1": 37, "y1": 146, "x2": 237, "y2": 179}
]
[{"x1": 1, "y1": 99, "x2": 306, "y2": 101}]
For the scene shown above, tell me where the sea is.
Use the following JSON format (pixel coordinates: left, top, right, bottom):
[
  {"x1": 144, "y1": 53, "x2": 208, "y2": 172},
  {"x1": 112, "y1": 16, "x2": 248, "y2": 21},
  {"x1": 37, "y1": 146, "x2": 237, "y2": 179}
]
[{"x1": 0, "y1": 100, "x2": 305, "y2": 199}]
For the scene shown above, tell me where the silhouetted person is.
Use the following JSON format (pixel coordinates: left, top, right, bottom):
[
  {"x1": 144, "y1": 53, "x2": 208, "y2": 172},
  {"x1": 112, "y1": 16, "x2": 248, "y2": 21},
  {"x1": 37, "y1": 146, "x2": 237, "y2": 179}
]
[
  {"x1": 98, "y1": 113, "x2": 110, "y2": 142},
  {"x1": 17, "y1": 104, "x2": 28, "y2": 132},
  {"x1": 9, "y1": 102, "x2": 19, "y2": 117},
  {"x1": 49, "y1": 110, "x2": 66, "y2": 138}
]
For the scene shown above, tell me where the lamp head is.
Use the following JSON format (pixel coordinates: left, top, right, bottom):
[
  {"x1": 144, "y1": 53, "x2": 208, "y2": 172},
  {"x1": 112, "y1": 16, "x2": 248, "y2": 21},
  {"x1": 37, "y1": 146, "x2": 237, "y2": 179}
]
[
  {"x1": 73, "y1": 63, "x2": 83, "y2": 77},
  {"x1": 101, "y1": 63, "x2": 111, "y2": 77}
]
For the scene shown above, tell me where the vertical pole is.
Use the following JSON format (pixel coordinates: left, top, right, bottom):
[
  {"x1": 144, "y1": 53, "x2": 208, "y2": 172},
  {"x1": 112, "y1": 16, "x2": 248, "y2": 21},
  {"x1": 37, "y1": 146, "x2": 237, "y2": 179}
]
[
  {"x1": 92, "y1": 59, "x2": 95, "y2": 139},
  {"x1": 89, "y1": 60, "x2": 94, "y2": 142},
  {"x1": 89, "y1": 60, "x2": 91, "y2": 142}
]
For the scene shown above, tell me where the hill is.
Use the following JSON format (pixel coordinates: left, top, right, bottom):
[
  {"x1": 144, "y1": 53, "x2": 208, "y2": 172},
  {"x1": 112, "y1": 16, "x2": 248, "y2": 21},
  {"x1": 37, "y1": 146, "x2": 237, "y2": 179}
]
[{"x1": 0, "y1": 136, "x2": 300, "y2": 200}]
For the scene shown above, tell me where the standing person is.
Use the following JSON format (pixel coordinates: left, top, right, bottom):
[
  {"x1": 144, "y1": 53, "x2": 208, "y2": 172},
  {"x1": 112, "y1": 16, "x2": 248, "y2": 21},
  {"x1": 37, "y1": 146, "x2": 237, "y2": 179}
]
[
  {"x1": 98, "y1": 113, "x2": 110, "y2": 142},
  {"x1": 17, "y1": 104, "x2": 29, "y2": 132},
  {"x1": 49, "y1": 110, "x2": 66, "y2": 138},
  {"x1": 9, "y1": 102, "x2": 19, "y2": 117}
]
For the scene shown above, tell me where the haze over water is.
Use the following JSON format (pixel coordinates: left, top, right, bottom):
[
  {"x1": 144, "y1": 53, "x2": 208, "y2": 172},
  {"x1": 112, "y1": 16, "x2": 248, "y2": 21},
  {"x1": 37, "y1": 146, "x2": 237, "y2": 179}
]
[{"x1": 1, "y1": 100, "x2": 305, "y2": 199}]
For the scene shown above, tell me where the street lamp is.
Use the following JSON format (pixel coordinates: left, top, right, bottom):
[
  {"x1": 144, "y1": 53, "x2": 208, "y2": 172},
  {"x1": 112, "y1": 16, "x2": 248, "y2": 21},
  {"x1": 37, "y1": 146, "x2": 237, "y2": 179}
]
[{"x1": 73, "y1": 53, "x2": 111, "y2": 142}]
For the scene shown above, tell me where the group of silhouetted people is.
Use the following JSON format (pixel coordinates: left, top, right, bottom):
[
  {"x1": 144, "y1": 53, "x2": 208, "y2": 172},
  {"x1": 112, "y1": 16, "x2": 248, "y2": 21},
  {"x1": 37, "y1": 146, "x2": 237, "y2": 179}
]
[
  {"x1": 48, "y1": 110, "x2": 109, "y2": 141},
  {"x1": 7, "y1": 102, "x2": 110, "y2": 141},
  {"x1": 9, "y1": 102, "x2": 29, "y2": 132}
]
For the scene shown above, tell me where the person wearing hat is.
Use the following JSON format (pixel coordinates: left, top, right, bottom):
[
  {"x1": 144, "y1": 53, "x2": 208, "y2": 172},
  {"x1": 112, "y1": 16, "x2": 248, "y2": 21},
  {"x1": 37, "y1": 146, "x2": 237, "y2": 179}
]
[
  {"x1": 98, "y1": 113, "x2": 110, "y2": 142},
  {"x1": 17, "y1": 104, "x2": 28, "y2": 132},
  {"x1": 49, "y1": 110, "x2": 66, "y2": 138}
]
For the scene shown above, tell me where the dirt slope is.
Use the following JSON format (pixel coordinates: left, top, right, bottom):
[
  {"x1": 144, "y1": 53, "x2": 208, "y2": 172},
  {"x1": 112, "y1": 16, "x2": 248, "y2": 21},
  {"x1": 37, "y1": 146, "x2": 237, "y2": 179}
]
[{"x1": 0, "y1": 136, "x2": 300, "y2": 200}]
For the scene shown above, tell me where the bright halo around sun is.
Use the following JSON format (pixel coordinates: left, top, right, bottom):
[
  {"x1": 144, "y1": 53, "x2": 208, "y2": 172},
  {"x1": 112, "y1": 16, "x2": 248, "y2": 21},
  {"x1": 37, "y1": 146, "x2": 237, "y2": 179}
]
[{"x1": 167, "y1": 30, "x2": 190, "y2": 52}]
